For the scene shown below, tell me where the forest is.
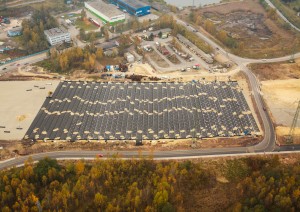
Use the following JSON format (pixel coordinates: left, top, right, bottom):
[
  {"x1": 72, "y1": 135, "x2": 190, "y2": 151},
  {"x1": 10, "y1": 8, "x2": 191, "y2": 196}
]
[
  {"x1": 20, "y1": 7, "x2": 58, "y2": 54},
  {"x1": 44, "y1": 45, "x2": 104, "y2": 73},
  {"x1": 0, "y1": 155, "x2": 300, "y2": 211}
]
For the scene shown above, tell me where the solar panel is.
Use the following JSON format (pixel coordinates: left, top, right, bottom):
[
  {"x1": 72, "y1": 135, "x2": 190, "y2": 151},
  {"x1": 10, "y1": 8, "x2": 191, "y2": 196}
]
[{"x1": 25, "y1": 81, "x2": 259, "y2": 141}]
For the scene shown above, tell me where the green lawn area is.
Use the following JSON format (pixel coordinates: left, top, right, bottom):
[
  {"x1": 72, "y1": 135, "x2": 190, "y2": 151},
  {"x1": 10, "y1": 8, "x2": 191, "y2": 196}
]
[
  {"x1": 30, "y1": 0, "x2": 69, "y2": 13},
  {"x1": 62, "y1": 13, "x2": 81, "y2": 20},
  {"x1": 270, "y1": 0, "x2": 300, "y2": 29},
  {"x1": 75, "y1": 19, "x2": 98, "y2": 31}
]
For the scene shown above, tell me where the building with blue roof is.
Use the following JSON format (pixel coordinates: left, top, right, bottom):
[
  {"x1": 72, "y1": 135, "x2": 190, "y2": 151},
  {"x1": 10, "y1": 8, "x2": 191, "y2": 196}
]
[
  {"x1": 7, "y1": 27, "x2": 22, "y2": 37},
  {"x1": 109, "y1": 0, "x2": 151, "y2": 17}
]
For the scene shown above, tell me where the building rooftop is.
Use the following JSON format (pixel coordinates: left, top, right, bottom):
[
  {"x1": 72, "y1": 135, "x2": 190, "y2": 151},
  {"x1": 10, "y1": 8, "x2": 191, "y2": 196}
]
[
  {"x1": 98, "y1": 40, "x2": 119, "y2": 50},
  {"x1": 86, "y1": 0, "x2": 124, "y2": 18},
  {"x1": 44, "y1": 27, "x2": 69, "y2": 38},
  {"x1": 121, "y1": 0, "x2": 148, "y2": 9}
]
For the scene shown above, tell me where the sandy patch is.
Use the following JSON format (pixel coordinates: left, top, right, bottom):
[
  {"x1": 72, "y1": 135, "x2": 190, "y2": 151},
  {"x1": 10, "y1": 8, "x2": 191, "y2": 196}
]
[
  {"x1": 0, "y1": 81, "x2": 59, "y2": 140},
  {"x1": 250, "y1": 58, "x2": 300, "y2": 81},
  {"x1": 262, "y1": 79, "x2": 300, "y2": 126}
]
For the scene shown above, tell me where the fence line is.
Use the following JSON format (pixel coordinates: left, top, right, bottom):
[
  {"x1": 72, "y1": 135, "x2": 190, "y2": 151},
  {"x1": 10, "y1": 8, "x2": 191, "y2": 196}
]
[{"x1": 0, "y1": 49, "x2": 49, "y2": 66}]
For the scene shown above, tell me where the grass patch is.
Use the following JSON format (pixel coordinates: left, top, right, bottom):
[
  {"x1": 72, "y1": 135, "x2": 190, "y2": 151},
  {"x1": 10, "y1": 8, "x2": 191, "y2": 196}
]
[
  {"x1": 75, "y1": 19, "x2": 98, "y2": 31},
  {"x1": 270, "y1": 0, "x2": 300, "y2": 29},
  {"x1": 29, "y1": 0, "x2": 69, "y2": 13},
  {"x1": 35, "y1": 59, "x2": 57, "y2": 72}
]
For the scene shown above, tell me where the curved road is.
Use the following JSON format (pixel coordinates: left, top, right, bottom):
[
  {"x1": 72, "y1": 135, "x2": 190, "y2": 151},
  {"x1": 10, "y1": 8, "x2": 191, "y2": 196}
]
[
  {"x1": 1, "y1": 14, "x2": 300, "y2": 170},
  {"x1": 264, "y1": 0, "x2": 300, "y2": 32}
]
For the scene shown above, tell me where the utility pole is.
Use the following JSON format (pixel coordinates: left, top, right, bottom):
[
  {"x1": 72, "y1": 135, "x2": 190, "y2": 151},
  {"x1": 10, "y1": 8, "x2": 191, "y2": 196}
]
[
  {"x1": 290, "y1": 46, "x2": 296, "y2": 63},
  {"x1": 286, "y1": 100, "x2": 300, "y2": 143}
]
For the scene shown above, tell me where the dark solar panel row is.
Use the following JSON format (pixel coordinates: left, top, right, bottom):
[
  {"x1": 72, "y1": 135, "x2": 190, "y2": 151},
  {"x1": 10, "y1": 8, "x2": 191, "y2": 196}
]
[{"x1": 25, "y1": 81, "x2": 260, "y2": 141}]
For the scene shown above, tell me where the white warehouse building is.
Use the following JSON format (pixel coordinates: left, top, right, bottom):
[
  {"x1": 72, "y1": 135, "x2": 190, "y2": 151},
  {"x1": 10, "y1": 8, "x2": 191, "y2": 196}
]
[
  {"x1": 44, "y1": 27, "x2": 71, "y2": 46},
  {"x1": 84, "y1": 0, "x2": 125, "y2": 25}
]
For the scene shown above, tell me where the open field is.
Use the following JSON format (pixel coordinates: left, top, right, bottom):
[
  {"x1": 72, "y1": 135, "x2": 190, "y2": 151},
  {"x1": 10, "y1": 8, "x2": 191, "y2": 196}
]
[
  {"x1": 261, "y1": 79, "x2": 300, "y2": 126},
  {"x1": 75, "y1": 18, "x2": 98, "y2": 31},
  {"x1": 249, "y1": 58, "x2": 300, "y2": 81},
  {"x1": 23, "y1": 0, "x2": 69, "y2": 13},
  {"x1": 0, "y1": 81, "x2": 59, "y2": 140},
  {"x1": 179, "y1": 0, "x2": 300, "y2": 58}
]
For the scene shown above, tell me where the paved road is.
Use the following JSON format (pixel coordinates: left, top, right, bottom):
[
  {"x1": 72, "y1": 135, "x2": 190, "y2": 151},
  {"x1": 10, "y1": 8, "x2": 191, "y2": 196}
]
[
  {"x1": 0, "y1": 52, "x2": 48, "y2": 75},
  {"x1": 1, "y1": 147, "x2": 300, "y2": 170},
  {"x1": 5, "y1": 0, "x2": 45, "y2": 8},
  {"x1": 264, "y1": 0, "x2": 300, "y2": 32}
]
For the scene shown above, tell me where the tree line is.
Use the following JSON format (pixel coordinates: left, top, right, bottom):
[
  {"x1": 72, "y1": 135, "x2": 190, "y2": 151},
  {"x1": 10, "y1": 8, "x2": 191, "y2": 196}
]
[
  {"x1": 0, "y1": 155, "x2": 300, "y2": 211},
  {"x1": 47, "y1": 45, "x2": 104, "y2": 73},
  {"x1": 21, "y1": 7, "x2": 58, "y2": 54},
  {"x1": 156, "y1": 14, "x2": 213, "y2": 54}
]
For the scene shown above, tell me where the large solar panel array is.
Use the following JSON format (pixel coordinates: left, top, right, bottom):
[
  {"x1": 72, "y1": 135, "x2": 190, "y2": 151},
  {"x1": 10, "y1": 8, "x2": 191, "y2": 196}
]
[{"x1": 25, "y1": 81, "x2": 259, "y2": 141}]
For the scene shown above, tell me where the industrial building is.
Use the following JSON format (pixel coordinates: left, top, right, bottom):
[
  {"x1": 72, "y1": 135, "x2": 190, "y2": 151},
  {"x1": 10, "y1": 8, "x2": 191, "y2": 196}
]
[
  {"x1": 109, "y1": 0, "x2": 151, "y2": 17},
  {"x1": 25, "y1": 81, "x2": 259, "y2": 141},
  {"x1": 7, "y1": 27, "x2": 22, "y2": 37},
  {"x1": 44, "y1": 27, "x2": 71, "y2": 46},
  {"x1": 84, "y1": 0, "x2": 125, "y2": 25}
]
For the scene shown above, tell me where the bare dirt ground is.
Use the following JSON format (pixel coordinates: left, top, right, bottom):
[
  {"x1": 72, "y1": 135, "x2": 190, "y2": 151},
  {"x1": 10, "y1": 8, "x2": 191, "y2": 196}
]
[
  {"x1": 276, "y1": 126, "x2": 300, "y2": 145},
  {"x1": 147, "y1": 51, "x2": 170, "y2": 68},
  {"x1": 262, "y1": 79, "x2": 300, "y2": 147},
  {"x1": 179, "y1": 0, "x2": 300, "y2": 58},
  {"x1": 0, "y1": 81, "x2": 59, "y2": 140},
  {"x1": 130, "y1": 63, "x2": 156, "y2": 76},
  {"x1": 261, "y1": 79, "x2": 300, "y2": 126},
  {"x1": 0, "y1": 66, "x2": 60, "y2": 81},
  {"x1": 249, "y1": 58, "x2": 300, "y2": 81}
]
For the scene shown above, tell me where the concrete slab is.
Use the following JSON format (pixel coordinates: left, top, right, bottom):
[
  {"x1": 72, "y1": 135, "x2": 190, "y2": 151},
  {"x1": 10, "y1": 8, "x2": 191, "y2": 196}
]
[{"x1": 0, "y1": 81, "x2": 59, "y2": 140}]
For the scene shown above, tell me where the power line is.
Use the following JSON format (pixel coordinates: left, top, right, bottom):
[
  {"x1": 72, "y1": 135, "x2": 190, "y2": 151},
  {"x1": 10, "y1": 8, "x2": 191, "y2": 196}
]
[{"x1": 286, "y1": 100, "x2": 300, "y2": 143}]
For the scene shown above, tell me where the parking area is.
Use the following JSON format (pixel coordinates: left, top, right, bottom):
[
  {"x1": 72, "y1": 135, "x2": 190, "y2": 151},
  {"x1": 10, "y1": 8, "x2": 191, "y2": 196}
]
[
  {"x1": 140, "y1": 35, "x2": 211, "y2": 72},
  {"x1": 0, "y1": 81, "x2": 59, "y2": 140}
]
